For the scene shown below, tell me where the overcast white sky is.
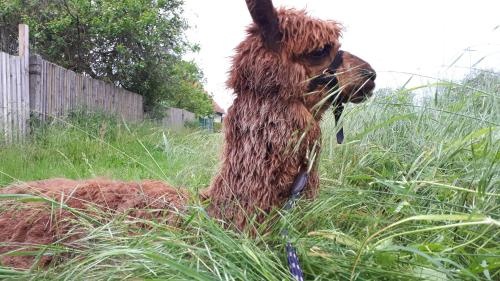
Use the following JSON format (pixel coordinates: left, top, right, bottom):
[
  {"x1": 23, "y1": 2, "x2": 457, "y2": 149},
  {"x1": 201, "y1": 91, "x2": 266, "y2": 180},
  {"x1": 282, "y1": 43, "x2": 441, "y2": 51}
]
[{"x1": 183, "y1": 0, "x2": 500, "y2": 110}]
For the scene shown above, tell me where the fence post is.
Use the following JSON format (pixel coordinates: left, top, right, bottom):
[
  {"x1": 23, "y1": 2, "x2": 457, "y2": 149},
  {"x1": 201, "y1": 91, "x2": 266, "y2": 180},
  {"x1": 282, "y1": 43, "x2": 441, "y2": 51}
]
[
  {"x1": 29, "y1": 54, "x2": 42, "y2": 120},
  {"x1": 19, "y1": 24, "x2": 30, "y2": 139}
]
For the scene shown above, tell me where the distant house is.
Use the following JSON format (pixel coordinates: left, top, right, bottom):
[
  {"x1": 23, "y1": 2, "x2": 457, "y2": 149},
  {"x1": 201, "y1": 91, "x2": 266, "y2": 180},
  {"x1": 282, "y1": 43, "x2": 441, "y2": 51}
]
[{"x1": 212, "y1": 100, "x2": 225, "y2": 123}]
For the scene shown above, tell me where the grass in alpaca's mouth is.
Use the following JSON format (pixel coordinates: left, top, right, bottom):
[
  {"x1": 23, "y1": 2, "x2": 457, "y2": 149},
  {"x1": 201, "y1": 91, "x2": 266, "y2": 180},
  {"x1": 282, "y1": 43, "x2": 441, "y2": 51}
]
[{"x1": 0, "y1": 73, "x2": 499, "y2": 280}]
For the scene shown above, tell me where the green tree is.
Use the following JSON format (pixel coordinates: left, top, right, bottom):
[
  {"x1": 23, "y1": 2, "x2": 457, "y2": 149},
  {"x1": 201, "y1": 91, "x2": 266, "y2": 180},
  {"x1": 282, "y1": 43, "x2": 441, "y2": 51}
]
[
  {"x1": 0, "y1": 0, "x2": 213, "y2": 116},
  {"x1": 162, "y1": 60, "x2": 214, "y2": 117}
]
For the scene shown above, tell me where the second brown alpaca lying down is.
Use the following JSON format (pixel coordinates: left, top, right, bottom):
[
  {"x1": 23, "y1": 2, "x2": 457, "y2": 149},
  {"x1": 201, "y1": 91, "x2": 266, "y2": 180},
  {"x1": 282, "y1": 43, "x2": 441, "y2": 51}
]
[
  {"x1": 0, "y1": 179, "x2": 187, "y2": 269},
  {"x1": 0, "y1": 0, "x2": 376, "y2": 269}
]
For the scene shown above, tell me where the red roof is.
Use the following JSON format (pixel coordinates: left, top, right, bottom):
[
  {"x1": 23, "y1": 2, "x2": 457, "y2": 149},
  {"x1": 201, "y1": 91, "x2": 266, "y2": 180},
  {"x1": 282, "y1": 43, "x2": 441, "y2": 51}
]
[{"x1": 212, "y1": 100, "x2": 225, "y2": 114}]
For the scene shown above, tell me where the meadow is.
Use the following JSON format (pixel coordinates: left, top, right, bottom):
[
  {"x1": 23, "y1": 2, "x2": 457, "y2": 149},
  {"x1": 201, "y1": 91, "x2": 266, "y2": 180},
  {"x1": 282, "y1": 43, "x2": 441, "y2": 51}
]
[{"x1": 0, "y1": 71, "x2": 498, "y2": 280}]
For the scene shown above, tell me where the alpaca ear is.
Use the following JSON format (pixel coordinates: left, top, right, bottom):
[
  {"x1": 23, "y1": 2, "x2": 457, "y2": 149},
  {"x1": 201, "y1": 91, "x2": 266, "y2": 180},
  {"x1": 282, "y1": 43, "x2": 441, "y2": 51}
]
[{"x1": 245, "y1": 0, "x2": 282, "y2": 51}]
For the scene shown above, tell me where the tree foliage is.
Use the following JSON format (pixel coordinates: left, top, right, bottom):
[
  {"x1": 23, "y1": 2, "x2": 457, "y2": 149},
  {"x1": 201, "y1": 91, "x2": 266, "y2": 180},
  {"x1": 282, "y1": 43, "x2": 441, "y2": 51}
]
[
  {"x1": 162, "y1": 60, "x2": 214, "y2": 117},
  {"x1": 0, "y1": 0, "x2": 213, "y2": 116}
]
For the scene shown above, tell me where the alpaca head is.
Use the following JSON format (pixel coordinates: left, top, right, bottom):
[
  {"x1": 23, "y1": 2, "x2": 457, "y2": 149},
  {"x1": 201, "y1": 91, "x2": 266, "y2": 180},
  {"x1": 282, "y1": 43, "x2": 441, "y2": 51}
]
[{"x1": 229, "y1": 0, "x2": 376, "y2": 114}]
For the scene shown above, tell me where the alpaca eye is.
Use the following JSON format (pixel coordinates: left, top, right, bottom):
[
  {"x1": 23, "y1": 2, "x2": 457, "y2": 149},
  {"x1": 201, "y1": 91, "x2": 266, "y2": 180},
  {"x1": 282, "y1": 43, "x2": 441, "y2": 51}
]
[{"x1": 308, "y1": 44, "x2": 332, "y2": 59}]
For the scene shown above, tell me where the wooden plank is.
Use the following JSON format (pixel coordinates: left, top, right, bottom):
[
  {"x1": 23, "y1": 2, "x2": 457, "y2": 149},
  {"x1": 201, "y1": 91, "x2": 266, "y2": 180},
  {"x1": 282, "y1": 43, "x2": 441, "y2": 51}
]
[
  {"x1": 134, "y1": 94, "x2": 138, "y2": 121},
  {"x1": 137, "y1": 95, "x2": 141, "y2": 121},
  {"x1": 122, "y1": 91, "x2": 127, "y2": 119},
  {"x1": 6, "y1": 54, "x2": 14, "y2": 142},
  {"x1": 56, "y1": 63, "x2": 60, "y2": 116},
  {"x1": 78, "y1": 75, "x2": 83, "y2": 109},
  {"x1": 87, "y1": 77, "x2": 92, "y2": 110},
  {"x1": 131, "y1": 93, "x2": 135, "y2": 121},
  {"x1": 67, "y1": 70, "x2": 71, "y2": 112},
  {"x1": 111, "y1": 86, "x2": 116, "y2": 114},
  {"x1": 115, "y1": 89, "x2": 121, "y2": 118},
  {"x1": 121, "y1": 91, "x2": 126, "y2": 120},
  {"x1": 104, "y1": 82, "x2": 109, "y2": 113},
  {"x1": 62, "y1": 66, "x2": 67, "y2": 116},
  {"x1": 58, "y1": 65, "x2": 63, "y2": 116},
  {"x1": 71, "y1": 71, "x2": 75, "y2": 111},
  {"x1": 95, "y1": 79, "x2": 100, "y2": 111},
  {"x1": 130, "y1": 93, "x2": 134, "y2": 121},
  {"x1": 0, "y1": 52, "x2": 5, "y2": 140},
  {"x1": 127, "y1": 92, "x2": 131, "y2": 120},
  {"x1": 45, "y1": 61, "x2": 50, "y2": 120},
  {"x1": 57, "y1": 65, "x2": 61, "y2": 116},
  {"x1": 50, "y1": 63, "x2": 55, "y2": 117},
  {"x1": 81, "y1": 76, "x2": 86, "y2": 109},
  {"x1": 4, "y1": 53, "x2": 10, "y2": 141},
  {"x1": 123, "y1": 91, "x2": 127, "y2": 119},
  {"x1": 64, "y1": 67, "x2": 68, "y2": 114},
  {"x1": 105, "y1": 81, "x2": 109, "y2": 112},
  {"x1": 6, "y1": 55, "x2": 12, "y2": 141},
  {"x1": 107, "y1": 83, "x2": 112, "y2": 113},
  {"x1": 92, "y1": 78, "x2": 98, "y2": 111},
  {"x1": 70, "y1": 70, "x2": 76, "y2": 112},
  {"x1": 10, "y1": 56, "x2": 18, "y2": 141},
  {"x1": 0, "y1": 53, "x2": 3, "y2": 138},
  {"x1": 42, "y1": 60, "x2": 47, "y2": 120},
  {"x1": 92, "y1": 78, "x2": 97, "y2": 110},
  {"x1": 134, "y1": 93, "x2": 138, "y2": 121},
  {"x1": 95, "y1": 80, "x2": 100, "y2": 111},
  {"x1": 36, "y1": 58, "x2": 41, "y2": 120},
  {"x1": 17, "y1": 56, "x2": 23, "y2": 140},
  {"x1": 15, "y1": 57, "x2": 21, "y2": 141},
  {"x1": 88, "y1": 76, "x2": 93, "y2": 111},
  {"x1": 47, "y1": 61, "x2": 53, "y2": 120},
  {"x1": 38, "y1": 59, "x2": 44, "y2": 120},
  {"x1": 108, "y1": 87, "x2": 113, "y2": 114},
  {"x1": 75, "y1": 73, "x2": 80, "y2": 109},
  {"x1": 111, "y1": 87, "x2": 116, "y2": 114},
  {"x1": 84, "y1": 76, "x2": 90, "y2": 110},
  {"x1": 94, "y1": 79, "x2": 99, "y2": 111},
  {"x1": 80, "y1": 75, "x2": 84, "y2": 108},
  {"x1": 136, "y1": 94, "x2": 140, "y2": 121},
  {"x1": 100, "y1": 80, "x2": 105, "y2": 111},
  {"x1": 79, "y1": 75, "x2": 84, "y2": 109},
  {"x1": 139, "y1": 95, "x2": 143, "y2": 121},
  {"x1": 14, "y1": 56, "x2": 21, "y2": 141},
  {"x1": 53, "y1": 64, "x2": 57, "y2": 116},
  {"x1": 20, "y1": 56, "x2": 28, "y2": 138},
  {"x1": 53, "y1": 63, "x2": 57, "y2": 117}
]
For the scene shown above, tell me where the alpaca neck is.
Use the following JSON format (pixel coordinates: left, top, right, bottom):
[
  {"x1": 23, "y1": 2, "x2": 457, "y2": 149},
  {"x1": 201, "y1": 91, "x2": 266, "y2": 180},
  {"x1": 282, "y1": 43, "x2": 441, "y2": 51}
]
[{"x1": 205, "y1": 94, "x2": 321, "y2": 229}]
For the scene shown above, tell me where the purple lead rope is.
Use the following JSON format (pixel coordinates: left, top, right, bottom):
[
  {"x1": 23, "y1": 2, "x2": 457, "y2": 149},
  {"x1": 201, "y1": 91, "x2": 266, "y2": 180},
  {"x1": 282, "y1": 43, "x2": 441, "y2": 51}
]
[
  {"x1": 282, "y1": 171, "x2": 308, "y2": 281},
  {"x1": 286, "y1": 241, "x2": 304, "y2": 281}
]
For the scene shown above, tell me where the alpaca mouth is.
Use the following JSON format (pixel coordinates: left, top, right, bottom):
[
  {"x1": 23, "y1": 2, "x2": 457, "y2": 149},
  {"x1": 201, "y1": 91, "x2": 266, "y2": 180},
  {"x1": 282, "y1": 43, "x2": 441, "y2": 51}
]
[{"x1": 348, "y1": 79, "x2": 375, "y2": 104}]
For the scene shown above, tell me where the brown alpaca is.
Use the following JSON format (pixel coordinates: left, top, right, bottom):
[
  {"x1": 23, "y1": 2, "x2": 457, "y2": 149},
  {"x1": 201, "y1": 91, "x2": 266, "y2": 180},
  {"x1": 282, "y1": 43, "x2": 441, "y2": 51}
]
[{"x1": 0, "y1": 0, "x2": 375, "y2": 269}]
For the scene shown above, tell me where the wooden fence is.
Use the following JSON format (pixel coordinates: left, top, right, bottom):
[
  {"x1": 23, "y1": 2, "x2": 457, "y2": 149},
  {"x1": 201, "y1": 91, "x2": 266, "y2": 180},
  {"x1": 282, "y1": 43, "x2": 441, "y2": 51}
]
[
  {"x1": 0, "y1": 25, "x2": 143, "y2": 143},
  {"x1": 29, "y1": 55, "x2": 143, "y2": 122},
  {"x1": 160, "y1": 107, "x2": 196, "y2": 129}
]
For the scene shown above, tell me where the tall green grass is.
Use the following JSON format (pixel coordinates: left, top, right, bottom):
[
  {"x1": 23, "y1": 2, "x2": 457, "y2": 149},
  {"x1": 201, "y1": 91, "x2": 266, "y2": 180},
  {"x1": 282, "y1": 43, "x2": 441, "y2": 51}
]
[{"x1": 0, "y1": 71, "x2": 499, "y2": 280}]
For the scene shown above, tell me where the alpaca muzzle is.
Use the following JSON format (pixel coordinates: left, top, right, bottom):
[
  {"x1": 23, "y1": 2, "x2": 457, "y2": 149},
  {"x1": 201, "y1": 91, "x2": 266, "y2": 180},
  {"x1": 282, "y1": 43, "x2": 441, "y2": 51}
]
[{"x1": 308, "y1": 50, "x2": 376, "y2": 144}]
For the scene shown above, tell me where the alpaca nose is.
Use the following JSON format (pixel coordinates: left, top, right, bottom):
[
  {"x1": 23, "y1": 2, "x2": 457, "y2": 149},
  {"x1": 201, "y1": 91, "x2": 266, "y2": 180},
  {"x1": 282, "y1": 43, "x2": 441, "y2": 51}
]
[{"x1": 361, "y1": 68, "x2": 376, "y2": 81}]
